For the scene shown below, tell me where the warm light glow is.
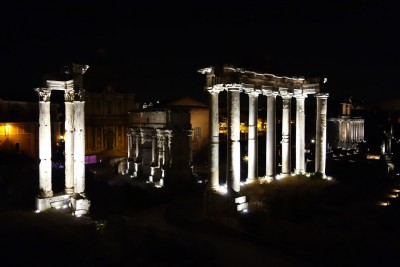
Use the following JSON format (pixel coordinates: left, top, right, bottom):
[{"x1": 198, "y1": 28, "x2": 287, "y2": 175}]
[
  {"x1": 34, "y1": 210, "x2": 40, "y2": 213},
  {"x1": 242, "y1": 155, "x2": 248, "y2": 162},
  {"x1": 378, "y1": 201, "x2": 390, "y2": 206}
]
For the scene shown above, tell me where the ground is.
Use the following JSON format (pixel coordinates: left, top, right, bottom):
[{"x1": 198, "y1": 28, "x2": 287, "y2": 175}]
[{"x1": 1, "y1": 152, "x2": 400, "y2": 266}]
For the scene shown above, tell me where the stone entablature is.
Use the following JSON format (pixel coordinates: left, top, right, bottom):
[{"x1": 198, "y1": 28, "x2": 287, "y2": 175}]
[{"x1": 199, "y1": 65, "x2": 321, "y2": 93}]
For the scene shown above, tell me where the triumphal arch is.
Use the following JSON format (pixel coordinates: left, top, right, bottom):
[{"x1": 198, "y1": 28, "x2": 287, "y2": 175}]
[
  {"x1": 198, "y1": 65, "x2": 329, "y2": 222},
  {"x1": 34, "y1": 63, "x2": 90, "y2": 216}
]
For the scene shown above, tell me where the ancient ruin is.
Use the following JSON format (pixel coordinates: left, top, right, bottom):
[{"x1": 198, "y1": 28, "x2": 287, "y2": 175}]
[
  {"x1": 34, "y1": 64, "x2": 90, "y2": 216},
  {"x1": 199, "y1": 64, "x2": 329, "y2": 222}
]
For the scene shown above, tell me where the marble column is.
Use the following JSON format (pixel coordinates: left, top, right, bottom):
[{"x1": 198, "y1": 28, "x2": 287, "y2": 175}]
[
  {"x1": 315, "y1": 93, "x2": 329, "y2": 176},
  {"x1": 280, "y1": 92, "x2": 293, "y2": 177},
  {"x1": 149, "y1": 133, "x2": 158, "y2": 182},
  {"x1": 127, "y1": 129, "x2": 134, "y2": 174},
  {"x1": 264, "y1": 90, "x2": 278, "y2": 179},
  {"x1": 166, "y1": 130, "x2": 173, "y2": 167},
  {"x1": 64, "y1": 88, "x2": 75, "y2": 194},
  {"x1": 73, "y1": 91, "x2": 86, "y2": 194},
  {"x1": 35, "y1": 88, "x2": 53, "y2": 198},
  {"x1": 294, "y1": 93, "x2": 307, "y2": 174},
  {"x1": 244, "y1": 88, "x2": 260, "y2": 182},
  {"x1": 208, "y1": 88, "x2": 223, "y2": 191},
  {"x1": 226, "y1": 86, "x2": 241, "y2": 194},
  {"x1": 133, "y1": 130, "x2": 142, "y2": 177}
]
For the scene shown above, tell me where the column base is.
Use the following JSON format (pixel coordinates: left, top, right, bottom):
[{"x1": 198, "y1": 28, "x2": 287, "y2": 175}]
[
  {"x1": 294, "y1": 169, "x2": 306, "y2": 175},
  {"x1": 245, "y1": 177, "x2": 258, "y2": 184},
  {"x1": 70, "y1": 194, "x2": 91, "y2": 217},
  {"x1": 65, "y1": 187, "x2": 74, "y2": 194},
  {"x1": 35, "y1": 193, "x2": 70, "y2": 212}
]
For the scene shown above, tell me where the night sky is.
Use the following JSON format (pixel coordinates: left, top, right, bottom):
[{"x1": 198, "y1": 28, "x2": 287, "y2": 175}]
[{"x1": 1, "y1": 1, "x2": 398, "y2": 104}]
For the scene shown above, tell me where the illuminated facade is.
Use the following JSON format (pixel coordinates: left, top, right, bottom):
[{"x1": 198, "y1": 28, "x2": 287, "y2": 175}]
[
  {"x1": 328, "y1": 101, "x2": 365, "y2": 151},
  {"x1": 34, "y1": 64, "x2": 90, "y2": 216},
  {"x1": 199, "y1": 65, "x2": 327, "y2": 219},
  {"x1": 85, "y1": 87, "x2": 140, "y2": 160}
]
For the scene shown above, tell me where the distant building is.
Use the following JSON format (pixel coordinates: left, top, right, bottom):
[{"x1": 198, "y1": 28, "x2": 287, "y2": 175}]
[
  {"x1": 328, "y1": 97, "x2": 365, "y2": 152},
  {"x1": 0, "y1": 98, "x2": 62, "y2": 158},
  {"x1": 127, "y1": 97, "x2": 202, "y2": 187},
  {"x1": 85, "y1": 86, "x2": 140, "y2": 161}
]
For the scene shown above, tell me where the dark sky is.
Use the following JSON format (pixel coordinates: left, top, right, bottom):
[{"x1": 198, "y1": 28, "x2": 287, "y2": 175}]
[{"x1": 1, "y1": 0, "x2": 398, "y2": 104}]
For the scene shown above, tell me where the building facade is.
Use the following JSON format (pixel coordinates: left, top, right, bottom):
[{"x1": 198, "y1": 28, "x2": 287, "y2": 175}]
[
  {"x1": 85, "y1": 86, "x2": 140, "y2": 160},
  {"x1": 328, "y1": 100, "x2": 365, "y2": 152}
]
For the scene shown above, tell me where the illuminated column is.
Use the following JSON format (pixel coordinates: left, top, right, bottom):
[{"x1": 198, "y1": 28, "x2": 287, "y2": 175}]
[
  {"x1": 315, "y1": 93, "x2": 329, "y2": 176},
  {"x1": 226, "y1": 86, "x2": 241, "y2": 194},
  {"x1": 208, "y1": 87, "x2": 223, "y2": 191},
  {"x1": 280, "y1": 92, "x2": 293, "y2": 177},
  {"x1": 264, "y1": 90, "x2": 278, "y2": 179},
  {"x1": 244, "y1": 88, "x2": 260, "y2": 182},
  {"x1": 73, "y1": 91, "x2": 86, "y2": 194},
  {"x1": 166, "y1": 130, "x2": 173, "y2": 167},
  {"x1": 35, "y1": 88, "x2": 53, "y2": 198},
  {"x1": 157, "y1": 129, "x2": 166, "y2": 178},
  {"x1": 149, "y1": 133, "x2": 157, "y2": 182},
  {"x1": 361, "y1": 120, "x2": 364, "y2": 141},
  {"x1": 64, "y1": 88, "x2": 75, "y2": 194},
  {"x1": 294, "y1": 93, "x2": 307, "y2": 174},
  {"x1": 132, "y1": 129, "x2": 141, "y2": 177},
  {"x1": 127, "y1": 129, "x2": 134, "y2": 173}
]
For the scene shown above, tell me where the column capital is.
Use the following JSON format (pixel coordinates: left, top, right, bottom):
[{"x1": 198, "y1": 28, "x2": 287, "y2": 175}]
[
  {"x1": 262, "y1": 89, "x2": 279, "y2": 97},
  {"x1": 280, "y1": 92, "x2": 293, "y2": 100},
  {"x1": 293, "y1": 92, "x2": 308, "y2": 99},
  {"x1": 243, "y1": 87, "x2": 261, "y2": 97},
  {"x1": 315, "y1": 93, "x2": 329, "y2": 99},
  {"x1": 225, "y1": 84, "x2": 243, "y2": 92},
  {"x1": 64, "y1": 88, "x2": 75, "y2": 102},
  {"x1": 35, "y1": 88, "x2": 52, "y2": 102},
  {"x1": 207, "y1": 86, "x2": 224, "y2": 95}
]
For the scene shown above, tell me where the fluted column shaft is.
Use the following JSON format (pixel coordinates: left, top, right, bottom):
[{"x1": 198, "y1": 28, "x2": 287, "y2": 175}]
[
  {"x1": 295, "y1": 94, "x2": 307, "y2": 174},
  {"x1": 281, "y1": 93, "x2": 293, "y2": 176},
  {"x1": 64, "y1": 89, "x2": 75, "y2": 194},
  {"x1": 36, "y1": 88, "x2": 53, "y2": 197},
  {"x1": 227, "y1": 87, "x2": 241, "y2": 193},
  {"x1": 315, "y1": 93, "x2": 329, "y2": 176}
]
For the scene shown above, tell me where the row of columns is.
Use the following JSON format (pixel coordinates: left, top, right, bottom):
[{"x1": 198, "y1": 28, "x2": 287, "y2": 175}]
[
  {"x1": 208, "y1": 86, "x2": 329, "y2": 194},
  {"x1": 127, "y1": 128, "x2": 174, "y2": 181},
  {"x1": 338, "y1": 119, "x2": 365, "y2": 142}
]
